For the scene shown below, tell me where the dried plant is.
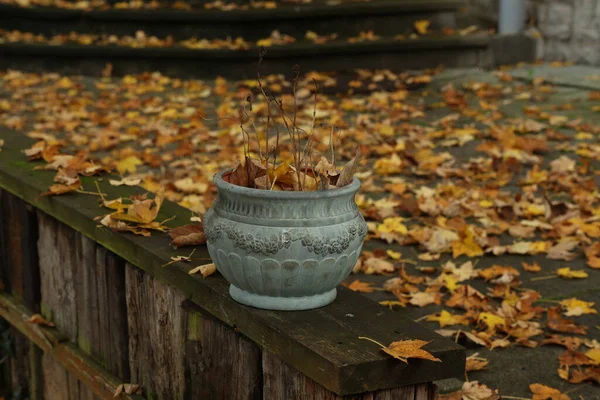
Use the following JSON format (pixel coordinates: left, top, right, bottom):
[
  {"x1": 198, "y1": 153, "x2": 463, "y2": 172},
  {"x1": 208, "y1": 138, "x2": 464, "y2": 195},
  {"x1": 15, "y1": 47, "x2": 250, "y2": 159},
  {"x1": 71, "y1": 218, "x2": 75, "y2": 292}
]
[{"x1": 223, "y1": 49, "x2": 361, "y2": 191}]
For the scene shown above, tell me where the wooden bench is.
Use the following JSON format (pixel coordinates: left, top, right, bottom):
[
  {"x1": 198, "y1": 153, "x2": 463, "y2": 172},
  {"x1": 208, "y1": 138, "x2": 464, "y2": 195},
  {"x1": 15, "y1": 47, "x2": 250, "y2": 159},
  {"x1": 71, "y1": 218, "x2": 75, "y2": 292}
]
[{"x1": 0, "y1": 132, "x2": 464, "y2": 399}]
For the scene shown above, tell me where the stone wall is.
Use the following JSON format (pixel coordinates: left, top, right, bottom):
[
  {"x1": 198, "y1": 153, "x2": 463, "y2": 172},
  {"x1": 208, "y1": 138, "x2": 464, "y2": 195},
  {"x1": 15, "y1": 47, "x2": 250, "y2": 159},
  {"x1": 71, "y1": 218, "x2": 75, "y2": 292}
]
[
  {"x1": 467, "y1": 0, "x2": 600, "y2": 65},
  {"x1": 535, "y1": 0, "x2": 600, "y2": 65}
]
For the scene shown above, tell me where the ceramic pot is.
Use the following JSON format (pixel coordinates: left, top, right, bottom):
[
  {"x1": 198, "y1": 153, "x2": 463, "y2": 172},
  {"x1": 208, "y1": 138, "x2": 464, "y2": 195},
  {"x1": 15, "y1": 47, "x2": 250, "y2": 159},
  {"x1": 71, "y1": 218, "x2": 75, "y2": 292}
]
[{"x1": 203, "y1": 171, "x2": 367, "y2": 310}]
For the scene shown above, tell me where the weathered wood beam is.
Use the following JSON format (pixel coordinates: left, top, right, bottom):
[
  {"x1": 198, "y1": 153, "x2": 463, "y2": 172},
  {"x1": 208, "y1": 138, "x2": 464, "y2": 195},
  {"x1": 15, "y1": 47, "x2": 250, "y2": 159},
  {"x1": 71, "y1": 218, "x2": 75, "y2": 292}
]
[
  {"x1": 0, "y1": 130, "x2": 465, "y2": 395},
  {"x1": 0, "y1": 291, "x2": 145, "y2": 400}
]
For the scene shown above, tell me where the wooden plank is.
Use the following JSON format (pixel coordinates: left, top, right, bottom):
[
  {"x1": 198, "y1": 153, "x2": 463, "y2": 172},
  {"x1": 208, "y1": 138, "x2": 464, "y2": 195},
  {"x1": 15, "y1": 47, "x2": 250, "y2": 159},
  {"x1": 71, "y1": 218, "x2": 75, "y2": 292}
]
[
  {"x1": 181, "y1": 300, "x2": 262, "y2": 399},
  {"x1": 125, "y1": 263, "x2": 186, "y2": 399},
  {"x1": 0, "y1": 189, "x2": 43, "y2": 398},
  {"x1": 96, "y1": 246, "x2": 130, "y2": 381},
  {"x1": 0, "y1": 130, "x2": 464, "y2": 395},
  {"x1": 37, "y1": 212, "x2": 100, "y2": 400},
  {"x1": 0, "y1": 291, "x2": 144, "y2": 400}
]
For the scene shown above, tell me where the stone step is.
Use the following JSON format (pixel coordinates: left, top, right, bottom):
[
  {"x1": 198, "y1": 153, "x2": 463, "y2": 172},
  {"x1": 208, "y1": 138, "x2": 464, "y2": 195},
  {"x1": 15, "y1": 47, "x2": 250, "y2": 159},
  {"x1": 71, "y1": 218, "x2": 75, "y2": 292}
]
[
  {"x1": 0, "y1": 34, "x2": 494, "y2": 79},
  {"x1": 0, "y1": 0, "x2": 464, "y2": 40}
]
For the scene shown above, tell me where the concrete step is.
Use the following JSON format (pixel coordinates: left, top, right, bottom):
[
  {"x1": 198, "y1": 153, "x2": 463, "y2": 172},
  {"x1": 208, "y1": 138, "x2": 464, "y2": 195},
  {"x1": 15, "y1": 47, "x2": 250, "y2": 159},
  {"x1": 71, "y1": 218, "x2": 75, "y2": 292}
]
[
  {"x1": 0, "y1": 0, "x2": 464, "y2": 40},
  {"x1": 0, "y1": 34, "x2": 494, "y2": 79}
]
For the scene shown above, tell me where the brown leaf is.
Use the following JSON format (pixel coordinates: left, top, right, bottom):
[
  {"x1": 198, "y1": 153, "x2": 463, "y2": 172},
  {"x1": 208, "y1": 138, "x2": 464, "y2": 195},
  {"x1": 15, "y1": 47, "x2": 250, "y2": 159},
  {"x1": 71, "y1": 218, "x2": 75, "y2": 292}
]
[
  {"x1": 547, "y1": 306, "x2": 587, "y2": 335},
  {"x1": 529, "y1": 383, "x2": 570, "y2": 400},
  {"x1": 461, "y1": 381, "x2": 499, "y2": 400},
  {"x1": 27, "y1": 313, "x2": 55, "y2": 327},
  {"x1": 381, "y1": 339, "x2": 441, "y2": 364},
  {"x1": 569, "y1": 367, "x2": 600, "y2": 383},
  {"x1": 39, "y1": 182, "x2": 81, "y2": 197},
  {"x1": 168, "y1": 224, "x2": 207, "y2": 248},
  {"x1": 113, "y1": 383, "x2": 141, "y2": 397},
  {"x1": 336, "y1": 148, "x2": 362, "y2": 187},
  {"x1": 466, "y1": 353, "x2": 488, "y2": 372},
  {"x1": 188, "y1": 263, "x2": 216, "y2": 278},
  {"x1": 346, "y1": 280, "x2": 376, "y2": 293}
]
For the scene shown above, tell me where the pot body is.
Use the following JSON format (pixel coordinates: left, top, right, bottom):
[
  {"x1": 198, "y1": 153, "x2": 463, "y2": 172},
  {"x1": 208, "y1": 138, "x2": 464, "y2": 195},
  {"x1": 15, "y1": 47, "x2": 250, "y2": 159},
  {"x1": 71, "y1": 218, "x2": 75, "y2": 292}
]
[{"x1": 204, "y1": 171, "x2": 367, "y2": 310}]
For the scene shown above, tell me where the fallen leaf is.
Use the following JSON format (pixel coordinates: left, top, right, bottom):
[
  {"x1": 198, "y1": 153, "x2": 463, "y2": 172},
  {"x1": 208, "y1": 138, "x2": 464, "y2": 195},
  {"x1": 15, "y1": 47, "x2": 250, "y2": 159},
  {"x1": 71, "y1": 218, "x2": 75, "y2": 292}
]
[
  {"x1": 27, "y1": 313, "x2": 55, "y2": 327},
  {"x1": 109, "y1": 177, "x2": 142, "y2": 186},
  {"x1": 426, "y1": 310, "x2": 469, "y2": 327},
  {"x1": 188, "y1": 263, "x2": 216, "y2": 278},
  {"x1": 409, "y1": 291, "x2": 442, "y2": 307},
  {"x1": 168, "y1": 224, "x2": 207, "y2": 248},
  {"x1": 414, "y1": 20, "x2": 431, "y2": 35},
  {"x1": 547, "y1": 306, "x2": 587, "y2": 335},
  {"x1": 556, "y1": 267, "x2": 588, "y2": 279},
  {"x1": 382, "y1": 339, "x2": 441, "y2": 363},
  {"x1": 116, "y1": 155, "x2": 142, "y2": 174},
  {"x1": 346, "y1": 280, "x2": 376, "y2": 293},
  {"x1": 113, "y1": 383, "x2": 141, "y2": 397},
  {"x1": 466, "y1": 353, "x2": 489, "y2": 372},
  {"x1": 461, "y1": 380, "x2": 499, "y2": 400},
  {"x1": 522, "y1": 261, "x2": 542, "y2": 272},
  {"x1": 529, "y1": 383, "x2": 570, "y2": 400},
  {"x1": 560, "y1": 298, "x2": 597, "y2": 317}
]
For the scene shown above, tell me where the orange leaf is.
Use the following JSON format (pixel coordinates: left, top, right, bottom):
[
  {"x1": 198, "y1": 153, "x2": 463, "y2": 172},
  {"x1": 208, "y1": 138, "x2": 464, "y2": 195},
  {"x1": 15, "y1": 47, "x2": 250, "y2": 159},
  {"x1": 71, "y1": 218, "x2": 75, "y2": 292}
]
[
  {"x1": 346, "y1": 280, "x2": 376, "y2": 293},
  {"x1": 529, "y1": 383, "x2": 570, "y2": 400},
  {"x1": 381, "y1": 339, "x2": 441, "y2": 364}
]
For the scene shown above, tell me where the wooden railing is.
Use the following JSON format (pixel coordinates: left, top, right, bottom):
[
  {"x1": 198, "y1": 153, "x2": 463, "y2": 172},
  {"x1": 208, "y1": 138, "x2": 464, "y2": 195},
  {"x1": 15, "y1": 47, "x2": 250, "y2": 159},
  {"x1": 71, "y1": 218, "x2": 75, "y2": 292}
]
[{"x1": 0, "y1": 131, "x2": 464, "y2": 399}]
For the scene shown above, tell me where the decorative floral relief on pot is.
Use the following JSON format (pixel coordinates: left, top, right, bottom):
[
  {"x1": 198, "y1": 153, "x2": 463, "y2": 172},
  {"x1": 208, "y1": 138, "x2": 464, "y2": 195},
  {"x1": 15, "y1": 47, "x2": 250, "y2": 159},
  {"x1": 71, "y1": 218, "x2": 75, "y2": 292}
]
[{"x1": 204, "y1": 171, "x2": 367, "y2": 311}]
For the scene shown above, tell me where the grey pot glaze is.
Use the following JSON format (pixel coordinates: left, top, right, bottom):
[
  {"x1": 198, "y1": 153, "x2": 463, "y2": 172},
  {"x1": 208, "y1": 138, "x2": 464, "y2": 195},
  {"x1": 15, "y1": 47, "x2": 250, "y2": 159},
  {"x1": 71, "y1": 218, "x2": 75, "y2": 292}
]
[{"x1": 203, "y1": 170, "x2": 367, "y2": 310}]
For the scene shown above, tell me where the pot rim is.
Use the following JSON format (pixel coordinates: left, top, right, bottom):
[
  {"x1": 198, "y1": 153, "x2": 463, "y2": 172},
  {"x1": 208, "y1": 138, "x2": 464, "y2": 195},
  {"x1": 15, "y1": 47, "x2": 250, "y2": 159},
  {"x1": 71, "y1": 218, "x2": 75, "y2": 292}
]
[{"x1": 213, "y1": 169, "x2": 361, "y2": 200}]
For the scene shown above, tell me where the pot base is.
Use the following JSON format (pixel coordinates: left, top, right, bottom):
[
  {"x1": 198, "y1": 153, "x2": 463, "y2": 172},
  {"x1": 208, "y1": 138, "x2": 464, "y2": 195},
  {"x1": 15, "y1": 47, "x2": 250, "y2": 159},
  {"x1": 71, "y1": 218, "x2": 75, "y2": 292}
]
[{"x1": 229, "y1": 285, "x2": 337, "y2": 311}]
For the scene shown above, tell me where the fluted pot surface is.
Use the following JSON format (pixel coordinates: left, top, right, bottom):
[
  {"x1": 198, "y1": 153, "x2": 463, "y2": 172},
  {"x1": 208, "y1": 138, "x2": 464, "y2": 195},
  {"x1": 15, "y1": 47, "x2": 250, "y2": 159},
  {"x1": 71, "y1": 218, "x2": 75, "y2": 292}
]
[{"x1": 203, "y1": 170, "x2": 367, "y2": 310}]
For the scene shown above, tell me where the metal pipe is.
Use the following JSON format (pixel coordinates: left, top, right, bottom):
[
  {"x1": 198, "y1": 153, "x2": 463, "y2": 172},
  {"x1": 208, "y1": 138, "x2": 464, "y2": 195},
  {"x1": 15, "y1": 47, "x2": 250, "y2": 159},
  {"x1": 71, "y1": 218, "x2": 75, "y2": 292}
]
[{"x1": 499, "y1": 0, "x2": 527, "y2": 34}]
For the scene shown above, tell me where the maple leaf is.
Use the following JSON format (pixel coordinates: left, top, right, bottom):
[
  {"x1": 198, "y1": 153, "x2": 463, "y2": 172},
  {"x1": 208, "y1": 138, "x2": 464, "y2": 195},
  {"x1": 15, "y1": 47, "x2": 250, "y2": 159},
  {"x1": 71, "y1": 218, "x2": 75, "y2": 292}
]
[
  {"x1": 529, "y1": 383, "x2": 570, "y2": 400},
  {"x1": 461, "y1": 381, "x2": 499, "y2": 400},
  {"x1": 362, "y1": 257, "x2": 395, "y2": 275},
  {"x1": 466, "y1": 352, "x2": 489, "y2": 372},
  {"x1": 188, "y1": 263, "x2": 216, "y2": 278},
  {"x1": 346, "y1": 280, "x2": 376, "y2": 293},
  {"x1": 409, "y1": 292, "x2": 442, "y2": 307},
  {"x1": 569, "y1": 367, "x2": 600, "y2": 383},
  {"x1": 584, "y1": 242, "x2": 600, "y2": 269},
  {"x1": 556, "y1": 267, "x2": 588, "y2": 279},
  {"x1": 522, "y1": 261, "x2": 542, "y2": 272},
  {"x1": 547, "y1": 306, "x2": 587, "y2": 335},
  {"x1": 559, "y1": 298, "x2": 597, "y2": 317},
  {"x1": 426, "y1": 310, "x2": 468, "y2": 327},
  {"x1": 414, "y1": 20, "x2": 430, "y2": 35},
  {"x1": 540, "y1": 335, "x2": 583, "y2": 350},
  {"x1": 168, "y1": 224, "x2": 207, "y2": 248},
  {"x1": 547, "y1": 239, "x2": 579, "y2": 261},
  {"x1": 358, "y1": 337, "x2": 441, "y2": 364},
  {"x1": 27, "y1": 313, "x2": 55, "y2": 327},
  {"x1": 39, "y1": 182, "x2": 81, "y2": 197},
  {"x1": 477, "y1": 312, "x2": 505, "y2": 332},
  {"x1": 116, "y1": 155, "x2": 142, "y2": 174},
  {"x1": 451, "y1": 227, "x2": 483, "y2": 258}
]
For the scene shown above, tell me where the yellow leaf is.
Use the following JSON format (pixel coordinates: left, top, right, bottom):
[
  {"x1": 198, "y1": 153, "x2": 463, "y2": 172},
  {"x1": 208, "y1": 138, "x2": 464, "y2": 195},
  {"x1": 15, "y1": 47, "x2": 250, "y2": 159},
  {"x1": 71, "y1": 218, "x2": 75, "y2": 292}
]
[
  {"x1": 452, "y1": 228, "x2": 483, "y2": 258},
  {"x1": 477, "y1": 312, "x2": 505, "y2": 331},
  {"x1": 556, "y1": 267, "x2": 588, "y2": 279},
  {"x1": 560, "y1": 298, "x2": 597, "y2": 316},
  {"x1": 374, "y1": 153, "x2": 402, "y2": 175},
  {"x1": 386, "y1": 249, "x2": 402, "y2": 260},
  {"x1": 585, "y1": 348, "x2": 600, "y2": 365},
  {"x1": 426, "y1": 310, "x2": 468, "y2": 327},
  {"x1": 414, "y1": 20, "x2": 431, "y2": 35},
  {"x1": 377, "y1": 217, "x2": 408, "y2": 235},
  {"x1": 116, "y1": 155, "x2": 142, "y2": 174}
]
